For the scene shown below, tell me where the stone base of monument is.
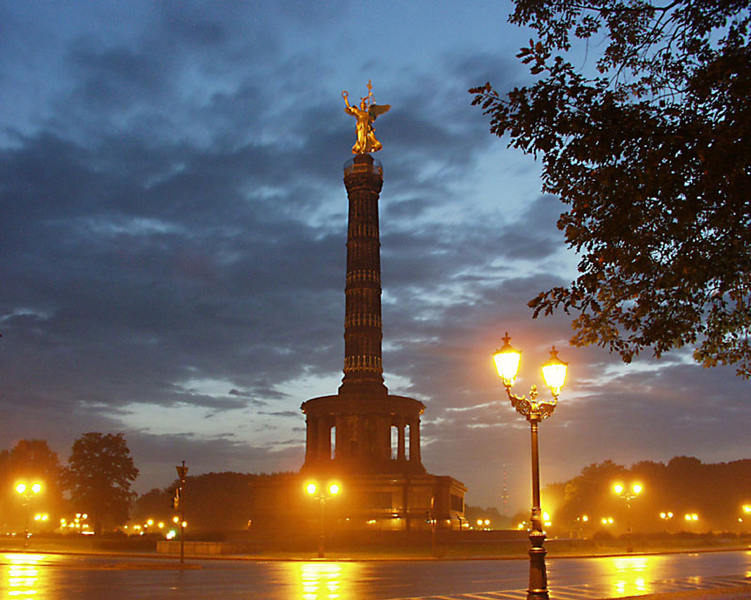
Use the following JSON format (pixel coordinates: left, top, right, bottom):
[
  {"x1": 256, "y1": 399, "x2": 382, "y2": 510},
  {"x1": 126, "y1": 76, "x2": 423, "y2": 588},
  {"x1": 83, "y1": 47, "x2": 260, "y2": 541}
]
[{"x1": 247, "y1": 471, "x2": 466, "y2": 534}]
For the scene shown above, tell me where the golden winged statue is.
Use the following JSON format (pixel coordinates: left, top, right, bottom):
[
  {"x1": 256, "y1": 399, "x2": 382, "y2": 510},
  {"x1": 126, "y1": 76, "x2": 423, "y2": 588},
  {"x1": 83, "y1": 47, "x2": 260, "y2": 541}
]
[{"x1": 342, "y1": 80, "x2": 390, "y2": 154}]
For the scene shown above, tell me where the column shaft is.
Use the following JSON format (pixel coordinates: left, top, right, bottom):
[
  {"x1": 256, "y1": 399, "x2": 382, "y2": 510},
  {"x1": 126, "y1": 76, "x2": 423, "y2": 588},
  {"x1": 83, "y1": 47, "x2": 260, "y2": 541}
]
[{"x1": 339, "y1": 154, "x2": 387, "y2": 397}]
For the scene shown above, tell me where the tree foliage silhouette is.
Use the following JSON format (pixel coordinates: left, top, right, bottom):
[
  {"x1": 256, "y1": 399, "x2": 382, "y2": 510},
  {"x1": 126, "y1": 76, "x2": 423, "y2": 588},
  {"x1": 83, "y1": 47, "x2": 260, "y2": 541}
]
[
  {"x1": 471, "y1": 0, "x2": 751, "y2": 377},
  {"x1": 63, "y1": 432, "x2": 138, "y2": 534}
]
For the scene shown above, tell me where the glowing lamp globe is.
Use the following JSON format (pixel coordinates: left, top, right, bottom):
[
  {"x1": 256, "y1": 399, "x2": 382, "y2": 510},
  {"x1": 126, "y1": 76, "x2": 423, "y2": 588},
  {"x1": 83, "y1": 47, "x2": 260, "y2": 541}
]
[
  {"x1": 328, "y1": 482, "x2": 340, "y2": 496},
  {"x1": 493, "y1": 332, "x2": 521, "y2": 385},
  {"x1": 541, "y1": 347, "x2": 567, "y2": 394},
  {"x1": 305, "y1": 482, "x2": 318, "y2": 496}
]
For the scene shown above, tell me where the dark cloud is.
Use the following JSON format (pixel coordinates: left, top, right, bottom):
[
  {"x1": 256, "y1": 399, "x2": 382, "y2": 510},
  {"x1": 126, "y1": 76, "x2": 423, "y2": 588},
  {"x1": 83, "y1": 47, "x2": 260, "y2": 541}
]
[
  {"x1": 496, "y1": 195, "x2": 565, "y2": 260},
  {"x1": 260, "y1": 411, "x2": 299, "y2": 418}
]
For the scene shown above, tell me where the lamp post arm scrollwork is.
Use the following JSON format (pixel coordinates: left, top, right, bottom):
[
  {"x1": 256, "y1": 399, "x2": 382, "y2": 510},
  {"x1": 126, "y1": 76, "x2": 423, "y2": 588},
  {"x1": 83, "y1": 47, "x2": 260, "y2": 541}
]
[{"x1": 503, "y1": 384, "x2": 558, "y2": 423}]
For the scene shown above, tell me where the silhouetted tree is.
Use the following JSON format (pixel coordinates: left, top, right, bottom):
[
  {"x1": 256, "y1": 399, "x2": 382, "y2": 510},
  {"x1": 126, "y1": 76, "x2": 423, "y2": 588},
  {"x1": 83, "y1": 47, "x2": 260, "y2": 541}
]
[
  {"x1": 555, "y1": 460, "x2": 625, "y2": 527},
  {"x1": 471, "y1": 1, "x2": 751, "y2": 377},
  {"x1": 63, "y1": 432, "x2": 138, "y2": 534},
  {"x1": 132, "y1": 488, "x2": 171, "y2": 521}
]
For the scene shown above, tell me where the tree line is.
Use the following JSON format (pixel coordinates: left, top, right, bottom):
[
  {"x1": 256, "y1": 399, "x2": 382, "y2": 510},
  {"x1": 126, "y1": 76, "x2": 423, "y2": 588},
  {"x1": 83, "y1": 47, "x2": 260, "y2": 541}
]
[
  {"x1": 528, "y1": 456, "x2": 751, "y2": 535},
  {"x1": 1, "y1": 434, "x2": 286, "y2": 535},
  {"x1": 0, "y1": 433, "x2": 137, "y2": 535},
  {"x1": 6, "y1": 434, "x2": 748, "y2": 537}
]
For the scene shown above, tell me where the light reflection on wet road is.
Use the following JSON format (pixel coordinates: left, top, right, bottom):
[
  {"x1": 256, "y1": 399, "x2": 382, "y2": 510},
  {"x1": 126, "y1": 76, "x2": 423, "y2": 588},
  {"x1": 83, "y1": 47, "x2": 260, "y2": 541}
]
[{"x1": 0, "y1": 550, "x2": 748, "y2": 599}]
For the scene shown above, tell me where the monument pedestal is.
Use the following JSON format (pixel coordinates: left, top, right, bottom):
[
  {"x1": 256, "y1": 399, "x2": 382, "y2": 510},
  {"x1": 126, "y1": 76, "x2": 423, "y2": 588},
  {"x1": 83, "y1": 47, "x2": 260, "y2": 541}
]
[{"x1": 248, "y1": 472, "x2": 466, "y2": 534}]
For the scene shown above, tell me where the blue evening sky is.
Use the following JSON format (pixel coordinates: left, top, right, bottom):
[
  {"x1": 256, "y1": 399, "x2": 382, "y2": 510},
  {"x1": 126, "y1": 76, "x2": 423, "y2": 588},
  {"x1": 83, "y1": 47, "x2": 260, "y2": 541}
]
[{"x1": 1, "y1": 0, "x2": 746, "y2": 513}]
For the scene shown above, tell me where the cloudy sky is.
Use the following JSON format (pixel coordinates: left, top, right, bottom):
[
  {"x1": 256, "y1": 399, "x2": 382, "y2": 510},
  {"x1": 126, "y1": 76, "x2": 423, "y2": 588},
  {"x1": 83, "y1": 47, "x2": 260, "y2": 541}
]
[{"x1": 1, "y1": 0, "x2": 747, "y2": 513}]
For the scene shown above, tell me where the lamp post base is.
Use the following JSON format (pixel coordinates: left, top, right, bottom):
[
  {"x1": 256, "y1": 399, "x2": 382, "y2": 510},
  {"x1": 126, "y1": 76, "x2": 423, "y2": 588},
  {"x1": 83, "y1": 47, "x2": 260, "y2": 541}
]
[{"x1": 527, "y1": 530, "x2": 549, "y2": 600}]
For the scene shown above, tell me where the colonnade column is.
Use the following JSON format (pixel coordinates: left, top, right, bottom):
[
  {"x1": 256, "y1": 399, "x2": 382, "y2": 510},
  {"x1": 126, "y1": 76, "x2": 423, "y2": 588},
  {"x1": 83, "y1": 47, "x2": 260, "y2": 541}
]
[
  {"x1": 397, "y1": 417, "x2": 406, "y2": 461},
  {"x1": 305, "y1": 418, "x2": 314, "y2": 462},
  {"x1": 317, "y1": 417, "x2": 331, "y2": 460},
  {"x1": 410, "y1": 418, "x2": 421, "y2": 464}
]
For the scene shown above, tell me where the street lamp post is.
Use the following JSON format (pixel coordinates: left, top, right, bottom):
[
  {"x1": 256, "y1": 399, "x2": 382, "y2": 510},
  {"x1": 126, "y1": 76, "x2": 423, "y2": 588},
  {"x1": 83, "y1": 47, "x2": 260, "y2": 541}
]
[
  {"x1": 612, "y1": 482, "x2": 643, "y2": 553},
  {"x1": 175, "y1": 461, "x2": 188, "y2": 564},
  {"x1": 305, "y1": 480, "x2": 341, "y2": 558},
  {"x1": 14, "y1": 481, "x2": 43, "y2": 548},
  {"x1": 493, "y1": 332, "x2": 567, "y2": 600}
]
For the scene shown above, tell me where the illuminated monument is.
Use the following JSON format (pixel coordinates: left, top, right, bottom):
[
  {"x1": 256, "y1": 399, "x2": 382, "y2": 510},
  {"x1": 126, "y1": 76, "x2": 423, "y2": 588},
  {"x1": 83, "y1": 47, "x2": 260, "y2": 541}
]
[
  {"x1": 298, "y1": 83, "x2": 465, "y2": 529},
  {"x1": 250, "y1": 83, "x2": 465, "y2": 532}
]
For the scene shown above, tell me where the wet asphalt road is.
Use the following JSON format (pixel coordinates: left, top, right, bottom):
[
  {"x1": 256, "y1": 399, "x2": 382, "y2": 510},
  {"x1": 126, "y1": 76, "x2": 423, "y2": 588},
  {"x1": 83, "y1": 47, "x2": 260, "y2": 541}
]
[{"x1": 0, "y1": 549, "x2": 749, "y2": 599}]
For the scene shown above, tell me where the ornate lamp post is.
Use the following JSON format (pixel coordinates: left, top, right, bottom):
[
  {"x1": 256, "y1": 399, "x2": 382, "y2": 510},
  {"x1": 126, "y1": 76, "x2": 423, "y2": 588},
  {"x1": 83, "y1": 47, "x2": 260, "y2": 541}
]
[
  {"x1": 305, "y1": 480, "x2": 341, "y2": 558},
  {"x1": 612, "y1": 481, "x2": 642, "y2": 553},
  {"x1": 493, "y1": 332, "x2": 567, "y2": 600},
  {"x1": 15, "y1": 481, "x2": 43, "y2": 548}
]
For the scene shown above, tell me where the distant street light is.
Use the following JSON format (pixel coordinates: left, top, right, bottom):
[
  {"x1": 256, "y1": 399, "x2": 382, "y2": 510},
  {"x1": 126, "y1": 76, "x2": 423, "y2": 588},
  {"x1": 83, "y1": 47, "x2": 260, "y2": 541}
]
[
  {"x1": 572, "y1": 514, "x2": 589, "y2": 539},
  {"x1": 684, "y1": 512, "x2": 699, "y2": 522},
  {"x1": 659, "y1": 510, "x2": 675, "y2": 532},
  {"x1": 305, "y1": 480, "x2": 341, "y2": 558},
  {"x1": 736, "y1": 505, "x2": 749, "y2": 529},
  {"x1": 612, "y1": 481, "x2": 643, "y2": 553},
  {"x1": 14, "y1": 481, "x2": 43, "y2": 548},
  {"x1": 493, "y1": 332, "x2": 567, "y2": 600}
]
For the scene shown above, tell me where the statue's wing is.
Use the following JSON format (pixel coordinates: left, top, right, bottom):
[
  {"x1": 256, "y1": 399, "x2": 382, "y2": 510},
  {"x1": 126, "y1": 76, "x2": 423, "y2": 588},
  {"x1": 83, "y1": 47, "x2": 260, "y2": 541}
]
[{"x1": 369, "y1": 104, "x2": 391, "y2": 120}]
